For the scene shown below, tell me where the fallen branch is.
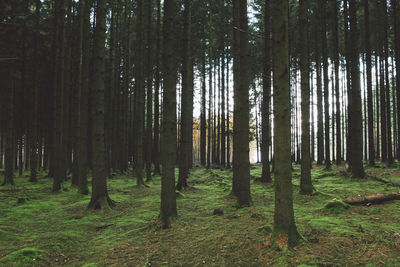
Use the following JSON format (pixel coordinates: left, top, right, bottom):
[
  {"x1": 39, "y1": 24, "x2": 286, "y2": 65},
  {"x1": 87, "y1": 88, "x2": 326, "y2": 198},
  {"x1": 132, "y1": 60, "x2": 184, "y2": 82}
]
[
  {"x1": 342, "y1": 192, "x2": 400, "y2": 205},
  {"x1": 368, "y1": 175, "x2": 400, "y2": 187}
]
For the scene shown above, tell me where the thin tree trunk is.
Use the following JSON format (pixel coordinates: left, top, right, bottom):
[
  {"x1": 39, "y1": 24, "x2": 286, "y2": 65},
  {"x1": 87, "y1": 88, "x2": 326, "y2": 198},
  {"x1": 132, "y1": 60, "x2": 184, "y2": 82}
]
[
  {"x1": 153, "y1": 0, "x2": 161, "y2": 174},
  {"x1": 364, "y1": 0, "x2": 375, "y2": 166},
  {"x1": 299, "y1": 0, "x2": 314, "y2": 195}
]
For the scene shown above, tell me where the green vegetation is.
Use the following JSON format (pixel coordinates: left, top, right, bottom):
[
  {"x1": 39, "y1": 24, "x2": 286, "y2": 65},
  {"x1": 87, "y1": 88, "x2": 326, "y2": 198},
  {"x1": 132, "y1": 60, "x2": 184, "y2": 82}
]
[{"x1": 0, "y1": 165, "x2": 400, "y2": 266}]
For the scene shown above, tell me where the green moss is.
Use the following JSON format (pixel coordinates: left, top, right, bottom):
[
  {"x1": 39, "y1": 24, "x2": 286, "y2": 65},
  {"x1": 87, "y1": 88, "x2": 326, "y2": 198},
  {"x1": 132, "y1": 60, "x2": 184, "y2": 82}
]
[
  {"x1": 0, "y1": 248, "x2": 46, "y2": 266},
  {"x1": 323, "y1": 200, "x2": 350, "y2": 214}
]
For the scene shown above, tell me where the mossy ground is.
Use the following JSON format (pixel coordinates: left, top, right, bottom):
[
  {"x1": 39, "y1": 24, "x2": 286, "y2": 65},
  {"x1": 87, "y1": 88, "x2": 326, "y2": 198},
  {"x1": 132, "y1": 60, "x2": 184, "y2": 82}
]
[{"x1": 0, "y1": 163, "x2": 399, "y2": 266}]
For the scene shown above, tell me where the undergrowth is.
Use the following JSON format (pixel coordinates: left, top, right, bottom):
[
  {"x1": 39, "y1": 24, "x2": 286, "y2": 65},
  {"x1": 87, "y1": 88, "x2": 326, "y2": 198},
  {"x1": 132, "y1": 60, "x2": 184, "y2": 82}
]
[{"x1": 0, "y1": 164, "x2": 399, "y2": 266}]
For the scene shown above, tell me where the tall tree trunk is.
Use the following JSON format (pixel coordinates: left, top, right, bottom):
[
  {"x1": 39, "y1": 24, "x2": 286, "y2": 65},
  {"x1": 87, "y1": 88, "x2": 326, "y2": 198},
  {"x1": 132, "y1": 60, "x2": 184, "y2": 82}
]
[
  {"x1": 315, "y1": 10, "x2": 324, "y2": 165},
  {"x1": 53, "y1": 0, "x2": 66, "y2": 192},
  {"x1": 232, "y1": 0, "x2": 251, "y2": 205},
  {"x1": 226, "y1": 55, "x2": 231, "y2": 168},
  {"x1": 160, "y1": 0, "x2": 178, "y2": 228},
  {"x1": 1, "y1": 61, "x2": 14, "y2": 185},
  {"x1": 221, "y1": 52, "x2": 226, "y2": 167},
  {"x1": 78, "y1": 0, "x2": 92, "y2": 195},
  {"x1": 177, "y1": 0, "x2": 192, "y2": 190},
  {"x1": 29, "y1": 0, "x2": 41, "y2": 183},
  {"x1": 333, "y1": 0, "x2": 341, "y2": 165},
  {"x1": 321, "y1": 0, "x2": 330, "y2": 169},
  {"x1": 271, "y1": 0, "x2": 300, "y2": 247},
  {"x1": 375, "y1": 53, "x2": 380, "y2": 159},
  {"x1": 200, "y1": 48, "x2": 207, "y2": 166},
  {"x1": 260, "y1": 0, "x2": 272, "y2": 183},
  {"x1": 88, "y1": 0, "x2": 114, "y2": 210},
  {"x1": 153, "y1": 0, "x2": 161, "y2": 174},
  {"x1": 364, "y1": 0, "x2": 375, "y2": 166},
  {"x1": 135, "y1": 0, "x2": 145, "y2": 185},
  {"x1": 348, "y1": 0, "x2": 365, "y2": 178},
  {"x1": 394, "y1": 0, "x2": 400, "y2": 160},
  {"x1": 299, "y1": 0, "x2": 314, "y2": 195},
  {"x1": 383, "y1": 0, "x2": 393, "y2": 165},
  {"x1": 145, "y1": 0, "x2": 153, "y2": 181}
]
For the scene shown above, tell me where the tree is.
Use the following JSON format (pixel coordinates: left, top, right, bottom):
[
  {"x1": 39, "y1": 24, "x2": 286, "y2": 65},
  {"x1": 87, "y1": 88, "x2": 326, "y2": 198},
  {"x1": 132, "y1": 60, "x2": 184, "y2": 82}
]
[
  {"x1": 29, "y1": 0, "x2": 41, "y2": 183},
  {"x1": 364, "y1": 0, "x2": 375, "y2": 166},
  {"x1": 177, "y1": 0, "x2": 192, "y2": 190},
  {"x1": 1, "y1": 59, "x2": 14, "y2": 186},
  {"x1": 394, "y1": 0, "x2": 400, "y2": 160},
  {"x1": 88, "y1": 0, "x2": 114, "y2": 209},
  {"x1": 78, "y1": 0, "x2": 91, "y2": 195},
  {"x1": 332, "y1": 0, "x2": 342, "y2": 165},
  {"x1": 348, "y1": 0, "x2": 365, "y2": 178},
  {"x1": 232, "y1": 0, "x2": 251, "y2": 206},
  {"x1": 160, "y1": 0, "x2": 178, "y2": 228},
  {"x1": 153, "y1": 0, "x2": 161, "y2": 174},
  {"x1": 145, "y1": 0, "x2": 153, "y2": 182},
  {"x1": 135, "y1": 0, "x2": 145, "y2": 186},
  {"x1": 299, "y1": 0, "x2": 314, "y2": 195},
  {"x1": 271, "y1": 0, "x2": 301, "y2": 247},
  {"x1": 260, "y1": 0, "x2": 272, "y2": 183},
  {"x1": 321, "y1": 0, "x2": 330, "y2": 169}
]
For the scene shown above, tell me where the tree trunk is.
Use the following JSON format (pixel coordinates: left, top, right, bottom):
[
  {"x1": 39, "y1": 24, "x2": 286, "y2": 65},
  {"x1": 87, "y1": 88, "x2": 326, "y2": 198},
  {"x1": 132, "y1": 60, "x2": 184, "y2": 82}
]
[
  {"x1": 177, "y1": 0, "x2": 192, "y2": 190},
  {"x1": 343, "y1": 192, "x2": 400, "y2": 205},
  {"x1": 232, "y1": 0, "x2": 251, "y2": 205},
  {"x1": 145, "y1": 0, "x2": 153, "y2": 181},
  {"x1": 299, "y1": 0, "x2": 314, "y2": 195},
  {"x1": 271, "y1": 0, "x2": 300, "y2": 247},
  {"x1": 200, "y1": 48, "x2": 207, "y2": 166},
  {"x1": 88, "y1": 0, "x2": 114, "y2": 210},
  {"x1": 364, "y1": 0, "x2": 375, "y2": 166},
  {"x1": 315, "y1": 11, "x2": 324, "y2": 165},
  {"x1": 153, "y1": 0, "x2": 161, "y2": 174},
  {"x1": 348, "y1": 0, "x2": 365, "y2": 178},
  {"x1": 333, "y1": 1, "x2": 341, "y2": 165},
  {"x1": 394, "y1": 0, "x2": 400, "y2": 160},
  {"x1": 160, "y1": 0, "x2": 178, "y2": 228},
  {"x1": 260, "y1": 0, "x2": 272, "y2": 183},
  {"x1": 78, "y1": 0, "x2": 91, "y2": 195},
  {"x1": 29, "y1": 0, "x2": 41, "y2": 183},
  {"x1": 135, "y1": 0, "x2": 145, "y2": 186},
  {"x1": 321, "y1": 0, "x2": 330, "y2": 169}
]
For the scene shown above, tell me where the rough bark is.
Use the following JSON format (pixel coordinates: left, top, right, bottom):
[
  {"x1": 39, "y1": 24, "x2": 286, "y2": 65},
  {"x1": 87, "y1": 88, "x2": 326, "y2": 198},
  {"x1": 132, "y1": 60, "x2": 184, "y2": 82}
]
[
  {"x1": 160, "y1": 0, "x2": 178, "y2": 228},
  {"x1": 232, "y1": 0, "x2": 251, "y2": 206},
  {"x1": 348, "y1": 0, "x2": 365, "y2": 178},
  {"x1": 177, "y1": 0, "x2": 192, "y2": 190},
  {"x1": 88, "y1": 0, "x2": 114, "y2": 210},
  {"x1": 271, "y1": 0, "x2": 301, "y2": 247}
]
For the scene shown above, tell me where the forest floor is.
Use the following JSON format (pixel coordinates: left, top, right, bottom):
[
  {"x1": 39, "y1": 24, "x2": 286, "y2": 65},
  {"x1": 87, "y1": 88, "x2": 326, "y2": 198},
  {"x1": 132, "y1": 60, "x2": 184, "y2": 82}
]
[{"x1": 1, "y1": 163, "x2": 400, "y2": 266}]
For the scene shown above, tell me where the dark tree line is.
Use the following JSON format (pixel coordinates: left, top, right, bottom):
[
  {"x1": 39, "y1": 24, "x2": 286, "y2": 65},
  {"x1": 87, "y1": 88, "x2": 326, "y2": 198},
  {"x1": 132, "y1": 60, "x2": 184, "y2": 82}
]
[{"x1": 1, "y1": 0, "x2": 400, "y2": 244}]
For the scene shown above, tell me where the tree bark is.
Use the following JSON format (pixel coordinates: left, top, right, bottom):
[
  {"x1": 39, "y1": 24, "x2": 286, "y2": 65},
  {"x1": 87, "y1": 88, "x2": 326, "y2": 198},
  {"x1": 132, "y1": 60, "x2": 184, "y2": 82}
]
[
  {"x1": 232, "y1": 0, "x2": 251, "y2": 206},
  {"x1": 271, "y1": 0, "x2": 300, "y2": 247},
  {"x1": 364, "y1": 0, "x2": 375, "y2": 166},
  {"x1": 260, "y1": 0, "x2": 272, "y2": 183},
  {"x1": 160, "y1": 0, "x2": 178, "y2": 228},
  {"x1": 88, "y1": 0, "x2": 114, "y2": 210},
  {"x1": 177, "y1": 0, "x2": 192, "y2": 190},
  {"x1": 348, "y1": 0, "x2": 365, "y2": 178},
  {"x1": 299, "y1": 0, "x2": 314, "y2": 195}
]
